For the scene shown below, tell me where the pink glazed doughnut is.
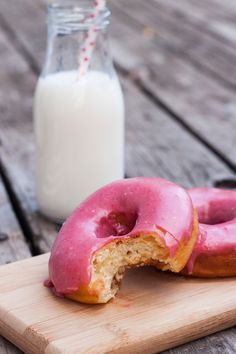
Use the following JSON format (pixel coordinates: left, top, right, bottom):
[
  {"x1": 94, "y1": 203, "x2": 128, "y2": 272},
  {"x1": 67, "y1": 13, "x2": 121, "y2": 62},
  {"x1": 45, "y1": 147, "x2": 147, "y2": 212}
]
[
  {"x1": 183, "y1": 188, "x2": 236, "y2": 277},
  {"x1": 45, "y1": 177, "x2": 198, "y2": 304}
]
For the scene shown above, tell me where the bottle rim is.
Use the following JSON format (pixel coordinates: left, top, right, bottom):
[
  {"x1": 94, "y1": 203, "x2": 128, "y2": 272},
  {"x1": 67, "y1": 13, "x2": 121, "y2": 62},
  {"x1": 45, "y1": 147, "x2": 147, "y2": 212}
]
[{"x1": 48, "y1": 3, "x2": 110, "y2": 33}]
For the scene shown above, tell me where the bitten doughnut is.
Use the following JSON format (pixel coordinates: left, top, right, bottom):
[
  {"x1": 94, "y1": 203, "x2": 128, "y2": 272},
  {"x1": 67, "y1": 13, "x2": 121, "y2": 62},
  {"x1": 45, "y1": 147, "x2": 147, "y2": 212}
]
[
  {"x1": 183, "y1": 188, "x2": 236, "y2": 277},
  {"x1": 45, "y1": 177, "x2": 198, "y2": 304}
]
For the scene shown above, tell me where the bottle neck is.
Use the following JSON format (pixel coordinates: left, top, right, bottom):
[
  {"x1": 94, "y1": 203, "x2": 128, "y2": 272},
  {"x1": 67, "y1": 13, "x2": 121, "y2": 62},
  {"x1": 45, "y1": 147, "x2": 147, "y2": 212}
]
[
  {"x1": 48, "y1": 3, "x2": 110, "y2": 35},
  {"x1": 42, "y1": 3, "x2": 114, "y2": 78}
]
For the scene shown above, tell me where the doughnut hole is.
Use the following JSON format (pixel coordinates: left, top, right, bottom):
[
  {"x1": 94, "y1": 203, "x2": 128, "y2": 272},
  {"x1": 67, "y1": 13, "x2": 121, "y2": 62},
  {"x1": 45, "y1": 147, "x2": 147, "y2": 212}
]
[
  {"x1": 200, "y1": 200, "x2": 236, "y2": 225},
  {"x1": 95, "y1": 211, "x2": 138, "y2": 238}
]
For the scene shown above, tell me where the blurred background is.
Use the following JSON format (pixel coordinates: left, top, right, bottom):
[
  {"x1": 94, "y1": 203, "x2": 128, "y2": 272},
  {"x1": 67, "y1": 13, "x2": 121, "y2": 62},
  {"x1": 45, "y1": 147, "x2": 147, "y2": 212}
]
[{"x1": 1, "y1": 0, "x2": 236, "y2": 352}]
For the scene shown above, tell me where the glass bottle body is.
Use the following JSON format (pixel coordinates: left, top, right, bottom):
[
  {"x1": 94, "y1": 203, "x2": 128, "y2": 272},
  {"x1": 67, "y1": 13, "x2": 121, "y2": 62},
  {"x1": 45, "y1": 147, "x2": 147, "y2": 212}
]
[{"x1": 34, "y1": 3, "x2": 124, "y2": 222}]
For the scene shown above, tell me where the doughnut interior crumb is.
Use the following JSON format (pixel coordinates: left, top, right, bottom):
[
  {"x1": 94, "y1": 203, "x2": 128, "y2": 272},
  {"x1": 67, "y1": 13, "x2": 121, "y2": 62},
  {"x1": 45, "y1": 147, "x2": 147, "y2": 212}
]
[{"x1": 91, "y1": 234, "x2": 169, "y2": 303}]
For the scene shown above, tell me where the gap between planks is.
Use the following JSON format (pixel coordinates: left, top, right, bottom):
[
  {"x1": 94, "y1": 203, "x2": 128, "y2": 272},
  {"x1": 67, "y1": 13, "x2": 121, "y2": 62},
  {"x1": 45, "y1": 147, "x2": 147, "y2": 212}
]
[
  {"x1": 115, "y1": 61, "x2": 236, "y2": 174},
  {"x1": 0, "y1": 159, "x2": 41, "y2": 256}
]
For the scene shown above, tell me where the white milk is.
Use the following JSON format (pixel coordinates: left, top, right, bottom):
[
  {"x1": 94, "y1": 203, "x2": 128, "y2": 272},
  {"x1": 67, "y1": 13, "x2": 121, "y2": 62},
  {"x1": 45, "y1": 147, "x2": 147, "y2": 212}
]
[{"x1": 34, "y1": 70, "x2": 124, "y2": 222}]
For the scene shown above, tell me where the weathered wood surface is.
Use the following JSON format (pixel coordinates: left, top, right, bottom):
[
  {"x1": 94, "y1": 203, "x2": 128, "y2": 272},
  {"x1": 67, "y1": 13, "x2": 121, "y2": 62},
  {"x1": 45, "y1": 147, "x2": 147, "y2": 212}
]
[
  {"x1": 0, "y1": 177, "x2": 30, "y2": 265},
  {"x1": 115, "y1": 0, "x2": 236, "y2": 89},
  {"x1": 0, "y1": 338, "x2": 22, "y2": 354},
  {"x1": 153, "y1": 0, "x2": 236, "y2": 47},
  {"x1": 150, "y1": 0, "x2": 236, "y2": 93},
  {"x1": 0, "y1": 174, "x2": 31, "y2": 353},
  {"x1": 164, "y1": 328, "x2": 236, "y2": 354},
  {"x1": 0, "y1": 0, "x2": 236, "y2": 353},
  {"x1": 0, "y1": 175, "x2": 30, "y2": 353},
  {"x1": 1, "y1": 0, "x2": 236, "y2": 170},
  {"x1": 111, "y1": 0, "x2": 236, "y2": 169},
  {"x1": 0, "y1": 27, "x2": 59, "y2": 253}
]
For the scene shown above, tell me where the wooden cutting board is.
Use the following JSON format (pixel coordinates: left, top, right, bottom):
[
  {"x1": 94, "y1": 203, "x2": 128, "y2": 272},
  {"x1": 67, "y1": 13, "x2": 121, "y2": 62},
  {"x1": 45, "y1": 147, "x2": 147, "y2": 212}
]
[{"x1": 1, "y1": 254, "x2": 236, "y2": 354}]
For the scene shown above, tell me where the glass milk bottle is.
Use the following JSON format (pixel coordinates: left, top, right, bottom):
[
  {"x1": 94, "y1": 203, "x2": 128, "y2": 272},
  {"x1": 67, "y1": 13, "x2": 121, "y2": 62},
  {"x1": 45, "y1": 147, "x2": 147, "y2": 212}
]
[{"x1": 34, "y1": 2, "x2": 124, "y2": 222}]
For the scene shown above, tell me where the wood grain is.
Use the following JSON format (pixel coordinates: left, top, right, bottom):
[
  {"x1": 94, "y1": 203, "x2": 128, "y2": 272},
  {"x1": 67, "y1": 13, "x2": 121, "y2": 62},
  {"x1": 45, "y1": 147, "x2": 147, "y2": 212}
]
[
  {"x1": 0, "y1": 178, "x2": 30, "y2": 354},
  {"x1": 150, "y1": 0, "x2": 236, "y2": 87},
  {"x1": 111, "y1": 0, "x2": 236, "y2": 169},
  {"x1": 122, "y1": 78, "x2": 231, "y2": 187},
  {"x1": 154, "y1": 0, "x2": 236, "y2": 46},
  {"x1": 0, "y1": 177, "x2": 30, "y2": 265},
  {"x1": 163, "y1": 328, "x2": 236, "y2": 354},
  {"x1": 1, "y1": 0, "x2": 236, "y2": 169},
  {"x1": 0, "y1": 338, "x2": 22, "y2": 354},
  {"x1": 0, "y1": 28, "x2": 59, "y2": 252},
  {"x1": 1, "y1": 254, "x2": 236, "y2": 354},
  {"x1": 0, "y1": 173, "x2": 30, "y2": 353}
]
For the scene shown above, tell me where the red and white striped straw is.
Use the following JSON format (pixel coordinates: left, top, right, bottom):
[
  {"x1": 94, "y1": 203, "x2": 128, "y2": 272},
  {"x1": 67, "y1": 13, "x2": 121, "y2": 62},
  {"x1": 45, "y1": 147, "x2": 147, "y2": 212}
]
[{"x1": 78, "y1": 0, "x2": 106, "y2": 78}]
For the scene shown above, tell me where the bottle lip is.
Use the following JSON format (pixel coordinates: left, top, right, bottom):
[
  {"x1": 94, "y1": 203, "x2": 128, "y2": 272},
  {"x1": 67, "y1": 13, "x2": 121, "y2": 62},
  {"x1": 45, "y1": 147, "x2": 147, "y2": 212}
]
[{"x1": 48, "y1": 3, "x2": 110, "y2": 33}]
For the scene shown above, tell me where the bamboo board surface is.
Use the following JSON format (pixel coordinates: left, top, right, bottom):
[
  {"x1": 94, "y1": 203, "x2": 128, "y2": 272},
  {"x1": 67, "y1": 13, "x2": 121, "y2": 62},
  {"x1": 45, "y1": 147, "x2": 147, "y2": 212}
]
[{"x1": 0, "y1": 254, "x2": 236, "y2": 354}]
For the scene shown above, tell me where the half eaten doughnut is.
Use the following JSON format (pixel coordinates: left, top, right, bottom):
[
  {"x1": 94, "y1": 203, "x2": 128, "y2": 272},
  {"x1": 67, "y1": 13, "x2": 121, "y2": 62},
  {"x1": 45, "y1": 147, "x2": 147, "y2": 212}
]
[{"x1": 45, "y1": 177, "x2": 198, "y2": 303}]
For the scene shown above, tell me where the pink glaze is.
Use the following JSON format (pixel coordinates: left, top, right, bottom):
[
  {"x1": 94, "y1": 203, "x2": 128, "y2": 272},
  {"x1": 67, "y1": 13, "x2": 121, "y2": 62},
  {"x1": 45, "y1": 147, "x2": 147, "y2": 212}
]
[
  {"x1": 48, "y1": 178, "x2": 194, "y2": 295},
  {"x1": 186, "y1": 188, "x2": 236, "y2": 273}
]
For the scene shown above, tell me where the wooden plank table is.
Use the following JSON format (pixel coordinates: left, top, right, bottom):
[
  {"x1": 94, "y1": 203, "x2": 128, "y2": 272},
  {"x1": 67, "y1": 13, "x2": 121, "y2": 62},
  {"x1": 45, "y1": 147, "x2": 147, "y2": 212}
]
[{"x1": 0, "y1": 0, "x2": 236, "y2": 352}]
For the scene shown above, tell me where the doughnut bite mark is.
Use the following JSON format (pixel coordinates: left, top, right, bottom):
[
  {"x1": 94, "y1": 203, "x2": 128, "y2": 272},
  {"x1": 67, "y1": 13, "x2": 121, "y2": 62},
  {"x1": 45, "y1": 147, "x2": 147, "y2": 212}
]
[
  {"x1": 183, "y1": 188, "x2": 236, "y2": 277},
  {"x1": 46, "y1": 178, "x2": 198, "y2": 304}
]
